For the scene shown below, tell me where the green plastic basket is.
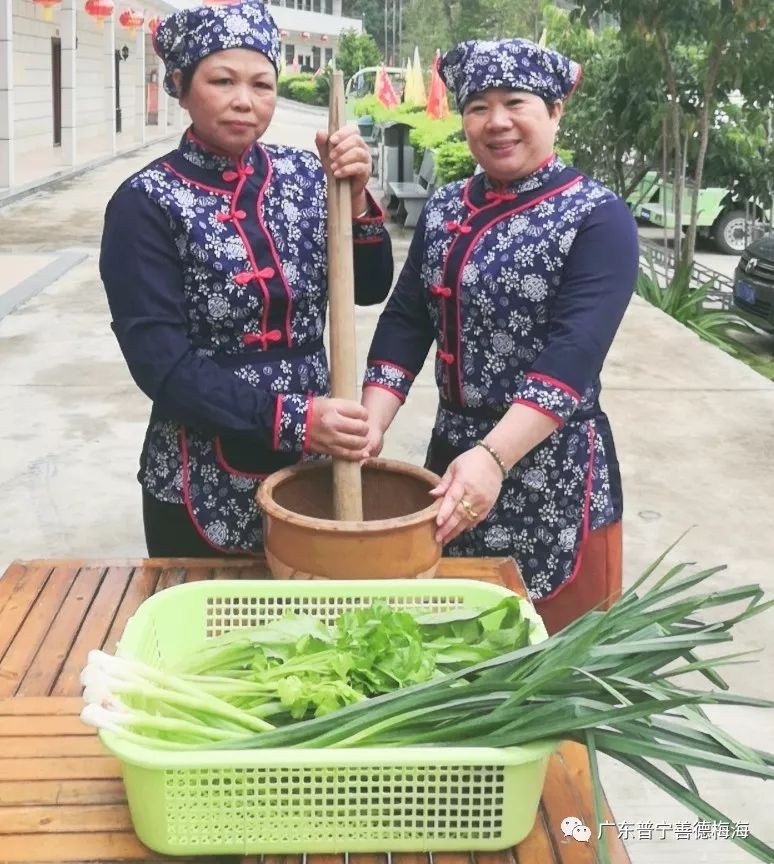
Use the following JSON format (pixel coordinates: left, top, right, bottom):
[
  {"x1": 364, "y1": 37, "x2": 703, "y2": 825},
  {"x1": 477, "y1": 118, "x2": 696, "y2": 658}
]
[{"x1": 102, "y1": 578, "x2": 554, "y2": 856}]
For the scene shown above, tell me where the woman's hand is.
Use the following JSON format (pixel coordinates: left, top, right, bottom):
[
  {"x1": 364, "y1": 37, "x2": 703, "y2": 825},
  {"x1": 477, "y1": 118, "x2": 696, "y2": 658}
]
[
  {"x1": 364, "y1": 424, "x2": 384, "y2": 459},
  {"x1": 307, "y1": 397, "x2": 370, "y2": 461},
  {"x1": 315, "y1": 124, "x2": 372, "y2": 207},
  {"x1": 430, "y1": 447, "x2": 504, "y2": 545}
]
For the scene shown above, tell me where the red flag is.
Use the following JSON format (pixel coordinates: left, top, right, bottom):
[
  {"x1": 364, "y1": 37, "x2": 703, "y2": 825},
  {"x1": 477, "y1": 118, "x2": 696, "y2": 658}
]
[
  {"x1": 375, "y1": 65, "x2": 399, "y2": 109},
  {"x1": 426, "y1": 53, "x2": 449, "y2": 120}
]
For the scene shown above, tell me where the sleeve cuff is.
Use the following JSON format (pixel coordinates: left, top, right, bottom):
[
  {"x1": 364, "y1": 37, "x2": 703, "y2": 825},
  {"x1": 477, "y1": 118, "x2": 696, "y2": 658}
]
[
  {"x1": 353, "y1": 190, "x2": 386, "y2": 245},
  {"x1": 363, "y1": 360, "x2": 414, "y2": 402},
  {"x1": 273, "y1": 393, "x2": 311, "y2": 453},
  {"x1": 512, "y1": 372, "x2": 580, "y2": 425}
]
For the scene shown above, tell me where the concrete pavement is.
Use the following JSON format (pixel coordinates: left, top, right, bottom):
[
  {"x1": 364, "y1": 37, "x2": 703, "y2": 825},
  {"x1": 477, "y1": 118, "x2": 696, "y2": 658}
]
[{"x1": 0, "y1": 100, "x2": 772, "y2": 862}]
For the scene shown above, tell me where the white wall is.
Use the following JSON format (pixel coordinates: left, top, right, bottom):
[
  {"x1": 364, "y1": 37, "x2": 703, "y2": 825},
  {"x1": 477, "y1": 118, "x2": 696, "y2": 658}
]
[
  {"x1": 7, "y1": 0, "x2": 181, "y2": 189},
  {"x1": 11, "y1": 0, "x2": 58, "y2": 153},
  {"x1": 74, "y1": 9, "x2": 105, "y2": 147}
]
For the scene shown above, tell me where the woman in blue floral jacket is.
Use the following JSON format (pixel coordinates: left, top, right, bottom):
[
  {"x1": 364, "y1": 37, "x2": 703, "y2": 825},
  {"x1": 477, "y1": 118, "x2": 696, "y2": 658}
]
[
  {"x1": 362, "y1": 39, "x2": 638, "y2": 632},
  {"x1": 100, "y1": 1, "x2": 392, "y2": 557}
]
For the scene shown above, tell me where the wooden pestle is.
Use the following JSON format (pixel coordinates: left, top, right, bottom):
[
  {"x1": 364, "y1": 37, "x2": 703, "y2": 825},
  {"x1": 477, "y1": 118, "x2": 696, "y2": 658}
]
[{"x1": 326, "y1": 71, "x2": 364, "y2": 521}]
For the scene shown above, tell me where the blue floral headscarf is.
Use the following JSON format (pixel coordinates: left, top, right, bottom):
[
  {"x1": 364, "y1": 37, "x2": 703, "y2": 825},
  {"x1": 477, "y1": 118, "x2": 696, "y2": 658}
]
[
  {"x1": 154, "y1": 1, "x2": 281, "y2": 98},
  {"x1": 439, "y1": 38, "x2": 581, "y2": 111}
]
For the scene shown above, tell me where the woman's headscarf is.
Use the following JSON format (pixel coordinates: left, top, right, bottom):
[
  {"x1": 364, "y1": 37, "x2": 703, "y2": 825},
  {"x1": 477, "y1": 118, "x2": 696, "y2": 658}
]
[
  {"x1": 153, "y1": 1, "x2": 281, "y2": 98},
  {"x1": 439, "y1": 38, "x2": 581, "y2": 112}
]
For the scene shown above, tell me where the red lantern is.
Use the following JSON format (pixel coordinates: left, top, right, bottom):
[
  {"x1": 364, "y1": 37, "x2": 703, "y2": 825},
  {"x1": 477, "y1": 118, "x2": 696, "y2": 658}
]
[
  {"x1": 279, "y1": 29, "x2": 289, "y2": 38},
  {"x1": 147, "y1": 15, "x2": 161, "y2": 36},
  {"x1": 84, "y1": 0, "x2": 114, "y2": 28},
  {"x1": 119, "y1": 8, "x2": 144, "y2": 34},
  {"x1": 320, "y1": 34, "x2": 328, "y2": 42},
  {"x1": 203, "y1": 0, "x2": 240, "y2": 5},
  {"x1": 301, "y1": 31, "x2": 310, "y2": 40},
  {"x1": 32, "y1": 0, "x2": 61, "y2": 21}
]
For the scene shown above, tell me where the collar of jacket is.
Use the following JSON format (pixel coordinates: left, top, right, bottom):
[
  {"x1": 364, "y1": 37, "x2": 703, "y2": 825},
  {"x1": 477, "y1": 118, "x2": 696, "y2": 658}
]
[
  {"x1": 479, "y1": 152, "x2": 566, "y2": 200},
  {"x1": 171, "y1": 126, "x2": 266, "y2": 190}
]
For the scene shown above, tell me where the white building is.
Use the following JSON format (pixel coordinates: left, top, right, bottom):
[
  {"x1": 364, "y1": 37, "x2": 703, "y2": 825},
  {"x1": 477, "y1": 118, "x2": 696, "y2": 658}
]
[
  {"x1": 0, "y1": 0, "x2": 362, "y2": 199},
  {"x1": 0, "y1": 0, "x2": 190, "y2": 198},
  {"x1": 266, "y1": 0, "x2": 363, "y2": 71}
]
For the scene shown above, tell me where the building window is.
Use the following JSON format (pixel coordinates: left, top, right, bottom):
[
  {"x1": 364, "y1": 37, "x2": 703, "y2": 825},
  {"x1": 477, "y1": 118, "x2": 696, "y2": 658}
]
[
  {"x1": 324, "y1": 47, "x2": 333, "y2": 66},
  {"x1": 324, "y1": 0, "x2": 332, "y2": 12},
  {"x1": 312, "y1": 46, "x2": 321, "y2": 69},
  {"x1": 285, "y1": 43, "x2": 295, "y2": 63}
]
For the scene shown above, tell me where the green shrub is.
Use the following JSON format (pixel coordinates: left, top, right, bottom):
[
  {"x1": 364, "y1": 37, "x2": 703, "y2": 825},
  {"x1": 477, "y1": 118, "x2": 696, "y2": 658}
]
[
  {"x1": 352, "y1": 96, "x2": 427, "y2": 123},
  {"x1": 408, "y1": 115, "x2": 462, "y2": 169},
  {"x1": 434, "y1": 140, "x2": 476, "y2": 184},
  {"x1": 287, "y1": 77, "x2": 325, "y2": 106},
  {"x1": 557, "y1": 146, "x2": 574, "y2": 165}
]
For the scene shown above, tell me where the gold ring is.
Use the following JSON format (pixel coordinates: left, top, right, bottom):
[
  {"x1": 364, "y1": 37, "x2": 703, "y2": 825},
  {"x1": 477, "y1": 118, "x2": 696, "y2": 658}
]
[{"x1": 459, "y1": 498, "x2": 479, "y2": 520}]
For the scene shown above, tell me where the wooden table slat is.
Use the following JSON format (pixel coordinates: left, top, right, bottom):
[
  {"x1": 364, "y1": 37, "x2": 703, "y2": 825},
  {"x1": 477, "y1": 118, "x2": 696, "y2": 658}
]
[
  {"x1": 0, "y1": 756, "x2": 121, "y2": 782},
  {"x1": 16, "y1": 567, "x2": 105, "y2": 697},
  {"x1": 0, "y1": 832, "x2": 160, "y2": 862},
  {"x1": 101, "y1": 565, "x2": 161, "y2": 655},
  {"x1": 52, "y1": 567, "x2": 134, "y2": 696},
  {"x1": 433, "y1": 854, "x2": 472, "y2": 864},
  {"x1": 540, "y1": 746, "x2": 602, "y2": 864},
  {"x1": 0, "y1": 567, "x2": 80, "y2": 696},
  {"x1": 0, "y1": 803, "x2": 133, "y2": 834},
  {"x1": 0, "y1": 714, "x2": 93, "y2": 736},
  {"x1": 0, "y1": 735, "x2": 106, "y2": 757},
  {"x1": 391, "y1": 853, "x2": 431, "y2": 864},
  {"x1": 0, "y1": 779, "x2": 126, "y2": 807},
  {"x1": 0, "y1": 564, "x2": 52, "y2": 660},
  {"x1": 513, "y1": 810, "x2": 559, "y2": 864},
  {"x1": 0, "y1": 696, "x2": 83, "y2": 716},
  {"x1": 472, "y1": 852, "x2": 516, "y2": 864},
  {"x1": 0, "y1": 561, "x2": 27, "y2": 616}
]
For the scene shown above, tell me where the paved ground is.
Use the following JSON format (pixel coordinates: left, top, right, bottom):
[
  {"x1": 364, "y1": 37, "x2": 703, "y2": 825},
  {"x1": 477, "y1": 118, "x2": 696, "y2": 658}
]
[{"x1": 0, "y1": 99, "x2": 772, "y2": 862}]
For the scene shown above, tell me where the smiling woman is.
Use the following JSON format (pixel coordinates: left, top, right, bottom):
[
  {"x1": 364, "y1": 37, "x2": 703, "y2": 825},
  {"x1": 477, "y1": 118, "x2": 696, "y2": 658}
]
[
  {"x1": 361, "y1": 38, "x2": 639, "y2": 634},
  {"x1": 98, "y1": 0, "x2": 394, "y2": 558}
]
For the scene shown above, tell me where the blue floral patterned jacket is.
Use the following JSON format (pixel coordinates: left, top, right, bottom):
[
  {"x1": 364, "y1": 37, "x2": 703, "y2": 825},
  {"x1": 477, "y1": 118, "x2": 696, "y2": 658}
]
[
  {"x1": 365, "y1": 155, "x2": 638, "y2": 599},
  {"x1": 100, "y1": 130, "x2": 392, "y2": 553}
]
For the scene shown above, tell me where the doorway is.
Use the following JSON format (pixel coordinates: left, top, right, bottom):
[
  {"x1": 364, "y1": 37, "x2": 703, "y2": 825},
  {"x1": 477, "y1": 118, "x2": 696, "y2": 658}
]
[
  {"x1": 114, "y1": 50, "x2": 122, "y2": 133},
  {"x1": 51, "y1": 37, "x2": 62, "y2": 146}
]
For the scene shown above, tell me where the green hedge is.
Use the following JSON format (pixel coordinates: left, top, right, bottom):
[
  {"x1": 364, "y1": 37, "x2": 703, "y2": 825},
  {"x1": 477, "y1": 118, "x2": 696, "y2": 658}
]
[
  {"x1": 353, "y1": 97, "x2": 463, "y2": 170},
  {"x1": 278, "y1": 73, "x2": 329, "y2": 107},
  {"x1": 434, "y1": 140, "x2": 476, "y2": 184}
]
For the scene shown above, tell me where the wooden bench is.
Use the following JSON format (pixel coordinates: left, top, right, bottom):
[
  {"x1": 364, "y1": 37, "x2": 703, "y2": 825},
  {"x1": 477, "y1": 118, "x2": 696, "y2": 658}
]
[
  {"x1": 0, "y1": 557, "x2": 632, "y2": 864},
  {"x1": 388, "y1": 149, "x2": 437, "y2": 228}
]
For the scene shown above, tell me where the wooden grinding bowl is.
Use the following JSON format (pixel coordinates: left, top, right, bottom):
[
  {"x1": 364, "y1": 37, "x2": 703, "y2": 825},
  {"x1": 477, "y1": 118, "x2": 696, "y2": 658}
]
[{"x1": 256, "y1": 458, "x2": 443, "y2": 579}]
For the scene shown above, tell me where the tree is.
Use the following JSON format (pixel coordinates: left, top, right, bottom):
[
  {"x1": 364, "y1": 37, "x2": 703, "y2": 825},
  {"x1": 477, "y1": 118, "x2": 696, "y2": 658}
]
[
  {"x1": 572, "y1": 0, "x2": 774, "y2": 270},
  {"x1": 544, "y1": 7, "x2": 662, "y2": 197},
  {"x1": 335, "y1": 29, "x2": 383, "y2": 82},
  {"x1": 342, "y1": 0, "x2": 389, "y2": 53}
]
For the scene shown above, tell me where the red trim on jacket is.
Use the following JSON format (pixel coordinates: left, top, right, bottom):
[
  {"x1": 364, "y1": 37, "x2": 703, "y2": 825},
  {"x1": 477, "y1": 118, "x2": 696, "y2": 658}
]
[
  {"x1": 213, "y1": 437, "x2": 269, "y2": 480},
  {"x1": 179, "y1": 427, "x2": 259, "y2": 557},
  {"x1": 303, "y1": 395, "x2": 314, "y2": 453},
  {"x1": 273, "y1": 395, "x2": 283, "y2": 451},
  {"x1": 368, "y1": 359, "x2": 417, "y2": 380},
  {"x1": 526, "y1": 371, "x2": 581, "y2": 402},
  {"x1": 362, "y1": 381, "x2": 407, "y2": 403},
  {"x1": 511, "y1": 398, "x2": 566, "y2": 428},
  {"x1": 353, "y1": 190, "x2": 386, "y2": 224},
  {"x1": 257, "y1": 144, "x2": 295, "y2": 346}
]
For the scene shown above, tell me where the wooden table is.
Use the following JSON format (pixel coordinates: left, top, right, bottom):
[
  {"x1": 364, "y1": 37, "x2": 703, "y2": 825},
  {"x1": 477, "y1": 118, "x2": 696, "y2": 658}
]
[{"x1": 0, "y1": 557, "x2": 631, "y2": 864}]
